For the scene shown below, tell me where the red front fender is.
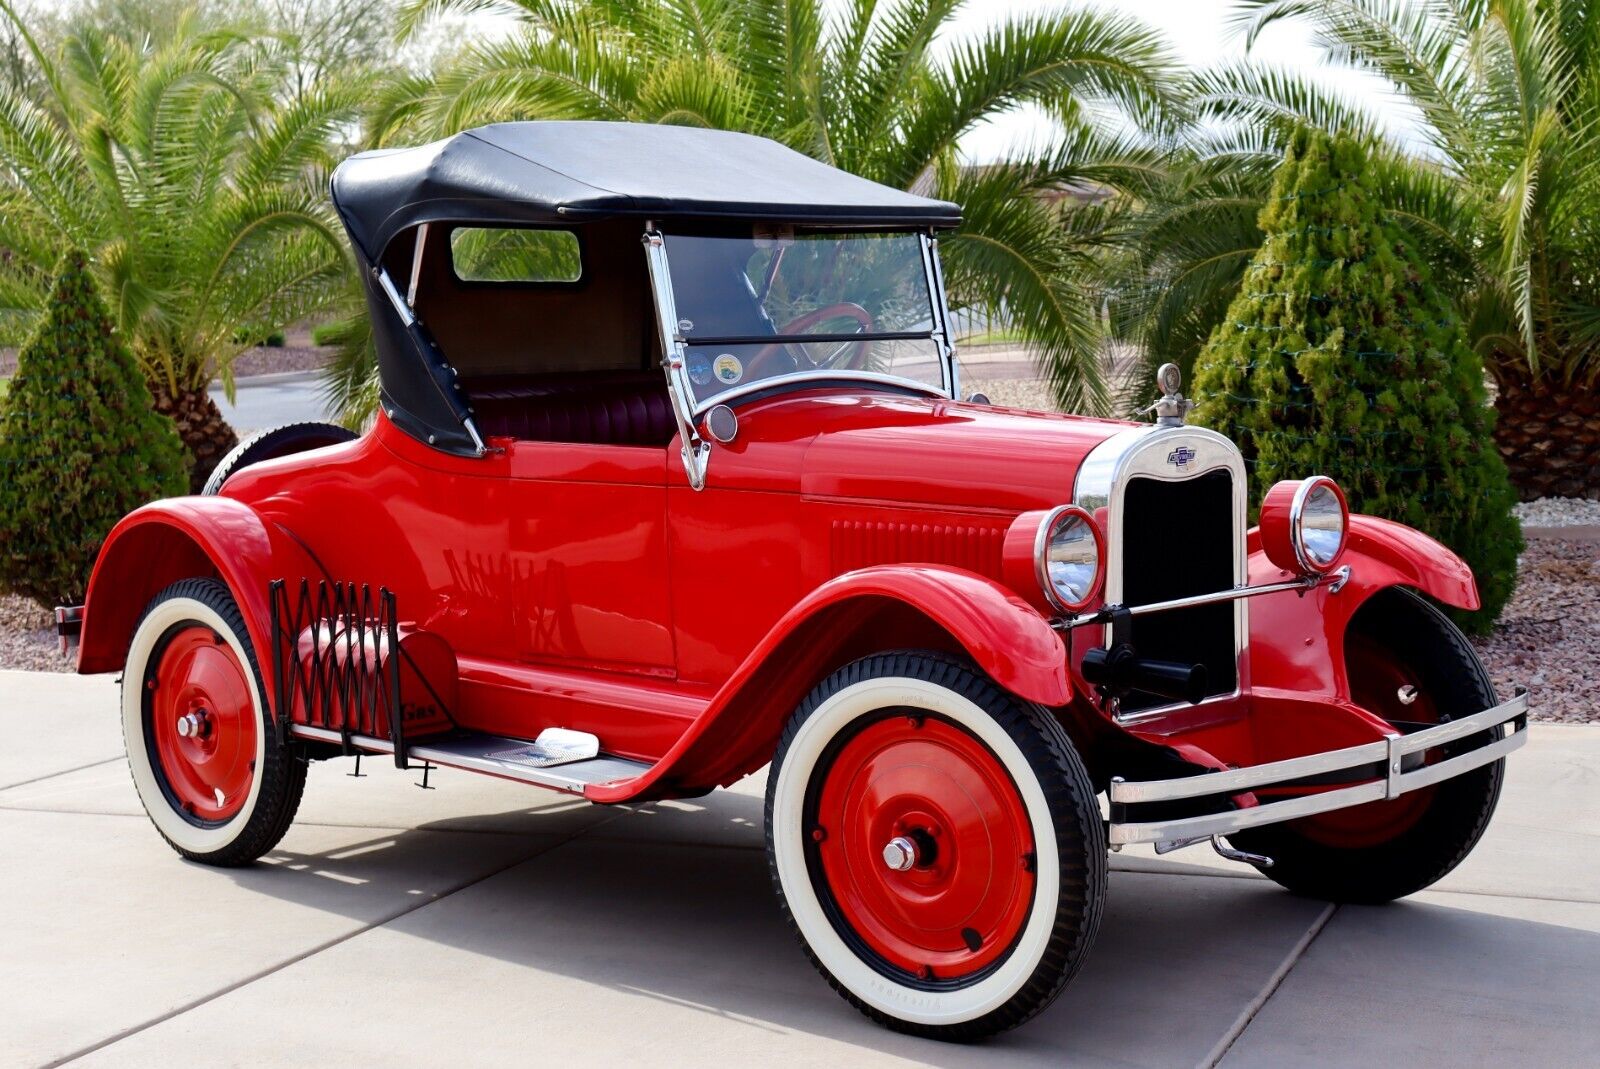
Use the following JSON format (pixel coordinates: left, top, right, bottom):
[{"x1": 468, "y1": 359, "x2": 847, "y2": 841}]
[
  {"x1": 587, "y1": 564, "x2": 1068, "y2": 802},
  {"x1": 78, "y1": 497, "x2": 323, "y2": 685},
  {"x1": 1247, "y1": 513, "x2": 1480, "y2": 700}
]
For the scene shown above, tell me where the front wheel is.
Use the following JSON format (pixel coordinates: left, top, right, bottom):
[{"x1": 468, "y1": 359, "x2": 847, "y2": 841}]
[
  {"x1": 122, "y1": 578, "x2": 305, "y2": 865},
  {"x1": 765, "y1": 652, "x2": 1105, "y2": 1041},
  {"x1": 1233, "y1": 587, "x2": 1505, "y2": 903}
]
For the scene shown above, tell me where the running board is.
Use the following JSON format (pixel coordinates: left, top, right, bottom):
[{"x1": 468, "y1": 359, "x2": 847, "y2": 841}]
[{"x1": 289, "y1": 724, "x2": 651, "y2": 796}]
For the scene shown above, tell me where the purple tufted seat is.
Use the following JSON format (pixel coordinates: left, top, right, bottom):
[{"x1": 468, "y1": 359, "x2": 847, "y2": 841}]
[{"x1": 465, "y1": 371, "x2": 678, "y2": 447}]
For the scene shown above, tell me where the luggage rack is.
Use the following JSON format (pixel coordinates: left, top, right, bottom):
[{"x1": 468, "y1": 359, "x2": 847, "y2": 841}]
[{"x1": 269, "y1": 578, "x2": 456, "y2": 769}]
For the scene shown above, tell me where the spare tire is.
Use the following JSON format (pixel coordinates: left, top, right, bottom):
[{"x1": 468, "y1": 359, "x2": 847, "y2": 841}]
[{"x1": 202, "y1": 421, "x2": 358, "y2": 495}]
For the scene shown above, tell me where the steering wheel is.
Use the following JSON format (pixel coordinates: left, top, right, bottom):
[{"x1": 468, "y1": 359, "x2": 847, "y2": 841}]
[{"x1": 747, "y1": 303, "x2": 875, "y2": 380}]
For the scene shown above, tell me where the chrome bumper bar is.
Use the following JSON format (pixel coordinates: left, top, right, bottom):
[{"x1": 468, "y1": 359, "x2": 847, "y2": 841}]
[{"x1": 1107, "y1": 686, "x2": 1529, "y2": 846}]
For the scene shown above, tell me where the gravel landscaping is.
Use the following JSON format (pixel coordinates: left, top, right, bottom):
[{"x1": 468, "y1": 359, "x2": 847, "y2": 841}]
[
  {"x1": 0, "y1": 594, "x2": 60, "y2": 673},
  {"x1": 1, "y1": 323, "x2": 333, "y2": 381},
  {"x1": 1472, "y1": 537, "x2": 1599, "y2": 724},
  {"x1": 1515, "y1": 496, "x2": 1600, "y2": 526}
]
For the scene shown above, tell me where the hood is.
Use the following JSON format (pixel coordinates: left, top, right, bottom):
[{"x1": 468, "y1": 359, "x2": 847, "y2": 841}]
[{"x1": 795, "y1": 393, "x2": 1136, "y2": 512}]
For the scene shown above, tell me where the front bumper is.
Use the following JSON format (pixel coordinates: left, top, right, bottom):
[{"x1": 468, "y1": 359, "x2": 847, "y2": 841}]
[{"x1": 1107, "y1": 686, "x2": 1529, "y2": 847}]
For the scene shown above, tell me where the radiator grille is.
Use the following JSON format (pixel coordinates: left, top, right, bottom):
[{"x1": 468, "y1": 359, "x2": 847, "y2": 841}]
[{"x1": 1118, "y1": 469, "x2": 1238, "y2": 713}]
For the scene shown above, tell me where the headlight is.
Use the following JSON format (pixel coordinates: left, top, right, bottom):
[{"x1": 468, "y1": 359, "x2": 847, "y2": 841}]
[
  {"x1": 1038, "y1": 505, "x2": 1105, "y2": 612},
  {"x1": 1260, "y1": 476, "x2": 1348, "y2": 574},
  {"x1": 1003, "y1": 505, "x2": 1106, "y2": 615}
]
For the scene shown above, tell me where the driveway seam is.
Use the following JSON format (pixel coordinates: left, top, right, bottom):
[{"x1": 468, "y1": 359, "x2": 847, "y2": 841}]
[
  {"x1": 44, "y1": 810, "x2": 628, "y2": 1068},
  {"x1": 0, "y1": 757, "x2": 123, "y2": 793},
  {"x1": 1196, "y1": 901, "x2": 1337, "y2": 1069}
]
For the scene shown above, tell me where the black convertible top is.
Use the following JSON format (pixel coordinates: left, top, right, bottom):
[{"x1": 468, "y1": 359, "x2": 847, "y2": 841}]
[{"x1": 331, "y1": 121, "x2": 961, "y2": 259}]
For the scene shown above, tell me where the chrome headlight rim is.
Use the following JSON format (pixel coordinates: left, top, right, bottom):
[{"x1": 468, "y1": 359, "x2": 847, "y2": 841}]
[
  {"x1": 1034, "y1": 504, "x2": 1105, "y2": 614},
  {"x1": 1289, "y1": 475, "x2": 1348, "y2": 574}
]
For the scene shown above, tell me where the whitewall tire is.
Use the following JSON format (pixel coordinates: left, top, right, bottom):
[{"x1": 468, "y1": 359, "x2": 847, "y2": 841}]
[
  {"x1": 765, "y1": 651, "x2": 1105, "y2": 1040},
  {"x1": 122, "y1": 578, "x2": 305, "y2": 865}
]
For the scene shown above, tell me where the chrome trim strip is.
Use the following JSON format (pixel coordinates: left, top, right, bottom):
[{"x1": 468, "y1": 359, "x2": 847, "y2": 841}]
[
  {"x1": 1052, "y1": 569, "x2": 1342, "y2": 631},
  {"x1": 1073, "y1": 426, "x2": 1250, "y2": 722},
  {"x1": 920, "y1": 231, "x2": 958, "y2": 399},
  {"x1": 288, "y1": 725, "x2": 647, "y2": 793},
  {"x1": 406, "y1": 222, "x2": 429, "y2": 306},
  {"x1": 374, "y1": 265, "x2": 416, "y2": 327},
  {"x1": 687, "y1": 367, "x2": 947, "y2": 416},
  {"x1": 1105, "y1": 687, "x2": 1528, "y2": 844},
  {"x1": 642, "y1": 227, "x2": 711, "y2": 490}
]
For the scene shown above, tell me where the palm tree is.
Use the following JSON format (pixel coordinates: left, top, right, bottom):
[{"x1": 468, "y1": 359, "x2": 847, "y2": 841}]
[
  {"x1": 326, "y1": 0, "x2": 1179, "y2": 419},
  {"x1": 1122, "y1": 0, "x2": 1600, "y2": 498},
  {"x1": 0, "y1": 7, "x2": 362, "y2": 489}
]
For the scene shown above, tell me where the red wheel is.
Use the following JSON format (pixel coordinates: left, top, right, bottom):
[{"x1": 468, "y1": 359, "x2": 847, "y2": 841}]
[
  {"x1": 811, "y1": 716, "x2": 1035, "y2": 979},
  {"x1": 144, "y1": 625, "x2": 260, "y2": 823},
  {"x1": 1233, "y1": 588, "x2": 1505, "y2": 903},
  {"x1": 1288, "y1": 631, "x2": 1437, "y2": 848},
  {"x1": 767, "y1": 652, "x2": 1105, "y2": 1040},
  {"x1": 124, "y1": 579, "x2": 305, "y2": 865}
]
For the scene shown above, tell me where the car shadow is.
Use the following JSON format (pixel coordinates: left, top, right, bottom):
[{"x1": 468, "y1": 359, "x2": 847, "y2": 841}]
[{"x1": 225, "y1": 787, "x2": 1599, "y2": 1068}]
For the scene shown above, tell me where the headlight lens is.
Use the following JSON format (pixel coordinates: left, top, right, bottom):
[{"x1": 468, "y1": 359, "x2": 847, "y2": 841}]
[
  {"x1": 1037, "y1": 505, "x2": 1104, "y2": 613},
  {"x1": 1292, "y1": 476, "x2": 1348, "y2": 572}
]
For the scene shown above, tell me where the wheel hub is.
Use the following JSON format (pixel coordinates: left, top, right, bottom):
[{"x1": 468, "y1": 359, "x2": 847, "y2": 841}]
[
  {"x1": 811, "y1": 715, "x2": 1035, "y2": 980},
  {"x1": 145, "y1": 626, "x2": 255, "y2": 822},
  {"x1": 881, "y1": 835, "x2": 917, "y2": 872},
  {"x1": 175, "y1": 709, "x2": 211, "y2": 739}
]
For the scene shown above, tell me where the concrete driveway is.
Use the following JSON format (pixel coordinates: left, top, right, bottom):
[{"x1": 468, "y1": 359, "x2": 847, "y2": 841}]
[{"x1": 2, "y1": 669, "x2": 1595, "y2": 1068}]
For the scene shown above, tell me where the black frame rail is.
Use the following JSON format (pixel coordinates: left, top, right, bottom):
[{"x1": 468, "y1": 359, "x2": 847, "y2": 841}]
[{"x1": 270, "y1": 578, "x2": 409, "y2": 769}]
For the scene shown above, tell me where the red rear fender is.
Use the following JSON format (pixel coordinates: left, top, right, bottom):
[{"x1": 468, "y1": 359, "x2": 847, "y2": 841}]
[
  {"x1": 78, "y1": 498, "x2": 323, "y2": 687},
  {"x1": 587, "y1": 564, "x2": 1068, "y2": 801}
]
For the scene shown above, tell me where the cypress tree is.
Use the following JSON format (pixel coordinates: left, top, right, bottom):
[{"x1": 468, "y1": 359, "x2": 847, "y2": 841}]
[
  {"x1": 0, "y1": 249, "x2": 187, "y2": 608},
  {"x1": 1190, "y1": 131, "x2": 1520, "y2": 632}
]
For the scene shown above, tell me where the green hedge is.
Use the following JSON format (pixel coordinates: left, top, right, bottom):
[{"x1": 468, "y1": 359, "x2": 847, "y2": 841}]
[
  {"x1": 0, "y1": 250, "x2": 187, "y2": 608},
  {"x1": 1190, "y1": 131, "x2": 1521, "y2": 632}
]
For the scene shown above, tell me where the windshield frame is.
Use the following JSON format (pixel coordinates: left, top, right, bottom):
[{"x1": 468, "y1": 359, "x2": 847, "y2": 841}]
[{"x1": 642, "y1": 223, "x2": 958, "y2": 487}]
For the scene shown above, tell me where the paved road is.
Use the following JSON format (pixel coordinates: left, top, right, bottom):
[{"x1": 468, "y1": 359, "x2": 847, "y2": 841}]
[
  {"x1": 213, "y1": 373, "x2": 332, "y2": 434},
  {"x1": 2, "y1": 669, "x2": 1595, "y2": 1068}
]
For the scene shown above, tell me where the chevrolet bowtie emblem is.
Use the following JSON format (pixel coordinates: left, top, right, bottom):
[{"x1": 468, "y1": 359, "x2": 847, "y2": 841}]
[{"x1": 1168, "y1": 446, "x2": 1197, "y2": 468}]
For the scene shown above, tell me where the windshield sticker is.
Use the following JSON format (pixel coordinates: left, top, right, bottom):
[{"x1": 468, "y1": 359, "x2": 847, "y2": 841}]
[
  {"x1": 678, "y1": 318, "x2": 695, "y2": 333},
  {"x1": 687, "y1": 351, "x2": 713, "y2": 386},
  {"x1": 713, "y1": 353, "x2": 743, "y2": 384}
]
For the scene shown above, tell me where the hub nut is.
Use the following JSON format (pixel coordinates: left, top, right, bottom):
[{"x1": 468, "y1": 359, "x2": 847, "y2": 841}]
[
  {"x1": 882, "y1": 835, "x2": 917, "y2": 872},
  {"x1": 176, "y1": 710, "x2": 210, "y2": 739}
]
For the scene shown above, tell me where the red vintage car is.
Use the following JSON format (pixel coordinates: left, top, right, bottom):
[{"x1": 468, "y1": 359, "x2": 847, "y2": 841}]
[{"x1": 61, "y1": 122, "x2": 1528, "y2": 1040}]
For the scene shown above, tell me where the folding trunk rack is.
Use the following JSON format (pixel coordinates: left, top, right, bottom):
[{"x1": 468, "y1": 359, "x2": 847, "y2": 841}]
[{"x1": 268, "y1": 578, "x2": 452, "y2": 769}]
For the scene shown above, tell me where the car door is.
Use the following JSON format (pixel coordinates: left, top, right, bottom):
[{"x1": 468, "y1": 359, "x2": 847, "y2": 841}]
[{"x1": 499, "y1": 439, "x2": 676, "y2": 676}]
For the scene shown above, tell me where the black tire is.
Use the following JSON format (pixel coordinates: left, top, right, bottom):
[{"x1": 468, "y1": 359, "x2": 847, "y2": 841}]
[
  {"x1": 122, "y1": 578, "x2": 306, "y2": 866},
  {"x1": 1233, "y1": 588, "x2": 1505, "y2": 903},
  {"x1": 202, "y1": 421, "x2": 357, "y2": 495},
  {"x1": 764, "y1": 651, "x2": 1106, "y2": 1041}
]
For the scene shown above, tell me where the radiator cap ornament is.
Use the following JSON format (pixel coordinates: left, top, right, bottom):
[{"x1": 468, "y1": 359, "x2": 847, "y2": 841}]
[{"x1": 1151, "y1": 363, "x2": 1195, "y2": 427}]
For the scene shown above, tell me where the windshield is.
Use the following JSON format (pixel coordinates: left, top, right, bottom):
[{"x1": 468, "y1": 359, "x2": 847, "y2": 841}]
[{"x1": 661, "y1": 230, "x2": 946, "y2": 408}]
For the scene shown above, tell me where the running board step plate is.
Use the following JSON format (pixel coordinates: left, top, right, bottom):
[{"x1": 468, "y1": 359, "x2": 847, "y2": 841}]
[{"x1": 289, "y1": 725, "x2": 650, "y2": 795}]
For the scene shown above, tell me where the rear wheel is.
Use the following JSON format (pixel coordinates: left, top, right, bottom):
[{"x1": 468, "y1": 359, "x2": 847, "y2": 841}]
[
  {"x1": 765, "y1": 651, "x2": 1104, "y2": 1040},
  {"x1": 202, "y1": 421, "x2": 356, "y2": 495},
  {"x1": 1234, "y1": 588, "x2": 1505, "y2": 903},
  {"x1": 122, "y1": 578, "x2": 305, "y2": 865}
]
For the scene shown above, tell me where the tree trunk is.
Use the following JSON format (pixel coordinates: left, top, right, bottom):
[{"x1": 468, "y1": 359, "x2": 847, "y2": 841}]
[
  {"x1": 1493, "y1": 370, "x2": 1600, "y2": 500},
  {"x1": 151, "y1": 383, "x2": 239, "y2": 494}
]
